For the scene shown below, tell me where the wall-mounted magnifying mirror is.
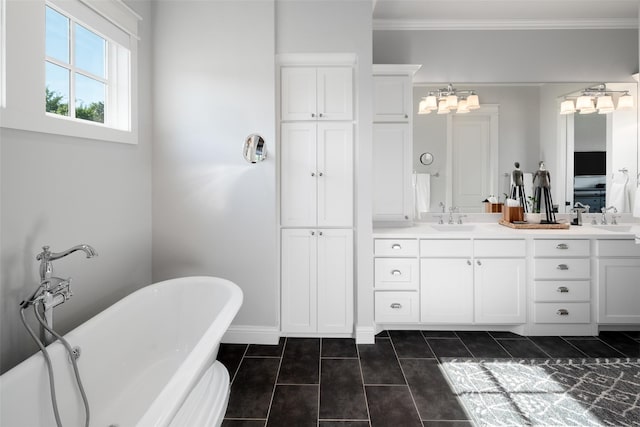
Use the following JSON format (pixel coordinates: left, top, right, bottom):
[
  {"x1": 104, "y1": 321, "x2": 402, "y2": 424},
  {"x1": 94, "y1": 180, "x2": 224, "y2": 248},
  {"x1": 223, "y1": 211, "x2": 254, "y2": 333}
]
[
  {"x1": 243, "y1": 134, "x2": 267, "y2": 163},
  {"x1": 419, "y1": 152, "x2": 434, "y2": 165}
]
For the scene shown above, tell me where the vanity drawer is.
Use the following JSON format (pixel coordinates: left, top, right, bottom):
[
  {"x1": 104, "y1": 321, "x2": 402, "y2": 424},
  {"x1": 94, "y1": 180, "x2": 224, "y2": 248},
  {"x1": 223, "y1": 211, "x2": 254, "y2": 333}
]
[
  {"x1": 375, "y1": 291, "x2": 419, "y2": 323},
  {"x1": 533, "y1": 302, "x2": 590, "y2": 324},
  {"x1": 533, "y1": 281, "x2": 590, "y2": 302},
  {"x1": 374, "y1": 239, "x2": 418, "y2": 257},
  {"x1": 420, "y1": 239, "x2": 472, "y2": 257},
  {"x1": 375, "y1": 258, "x2": 419, "y2": 290},
  {"x1": 596, "y1": 239, "x2": 640, "y2": 257},
  {"x1": 534, "y1": 239, "x2": 590, "y2": 257},
  {"x1": 474, "y1": 239, "x2": 526, "y2": 258},
  {"x1": 534, "y1": 258, "x2": 590, "y2": 280}
]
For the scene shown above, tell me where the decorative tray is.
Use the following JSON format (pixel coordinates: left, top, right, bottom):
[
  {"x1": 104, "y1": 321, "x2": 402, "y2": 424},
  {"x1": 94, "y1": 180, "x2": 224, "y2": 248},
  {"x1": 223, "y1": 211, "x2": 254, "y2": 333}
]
[{"x1": 498, "y1": 219, "x2": 570, "y2": 229}]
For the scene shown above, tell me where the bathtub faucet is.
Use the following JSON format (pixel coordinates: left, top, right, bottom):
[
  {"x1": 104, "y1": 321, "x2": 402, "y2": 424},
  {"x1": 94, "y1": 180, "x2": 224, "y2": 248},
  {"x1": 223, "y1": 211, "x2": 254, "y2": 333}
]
[{"x1": 37, "y1": 244, "x2": 98, "y2": 282}]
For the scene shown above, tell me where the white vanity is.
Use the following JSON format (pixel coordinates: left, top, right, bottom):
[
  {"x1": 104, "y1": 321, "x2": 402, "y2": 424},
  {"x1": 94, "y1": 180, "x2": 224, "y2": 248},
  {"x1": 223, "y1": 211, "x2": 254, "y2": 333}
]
[{"x1": 373, "y1": 222, "x2": 640, "y2": 336}]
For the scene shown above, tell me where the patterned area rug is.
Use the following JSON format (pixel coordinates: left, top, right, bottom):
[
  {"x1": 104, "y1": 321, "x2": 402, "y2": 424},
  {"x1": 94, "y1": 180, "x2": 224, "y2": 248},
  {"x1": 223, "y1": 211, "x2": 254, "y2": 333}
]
[{"x1": 440, "y1": 358, "x2": 640, "y2": 426}]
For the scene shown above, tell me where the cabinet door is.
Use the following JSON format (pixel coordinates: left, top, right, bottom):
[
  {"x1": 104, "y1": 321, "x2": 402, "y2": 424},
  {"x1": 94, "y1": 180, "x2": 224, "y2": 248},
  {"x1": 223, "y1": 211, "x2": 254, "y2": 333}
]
[
  {"x1": 281, "y1": 67, "x2": 317, "y2": 121},
  {"x1": 474, "y1": 258, "x2": 526, "y2": 324},
  {"x1": 281, "y1": 123, "x2": 317, "y2": 226},
  {"x1": 372, "y1": 124, "x2": 412, "y2": 221},
  {"x1": 421, "y1": 258, "x2": 473, "y2": 323},
  {"x1": 317, "y1": 229, "x2": 353, "y2": 333},
  {"x1": 317, "y1": 67, "x2": 353, "y2": 121},
  {"x1": 597, "y1": 258, "x2": 640, "y2": 324},
  {"x1": 373, "y1": 75, "x2": 411, "y2": 122},
  {"x1": 281, "y1": 229, "x2": 317, "y2": 333},
  {"x1": 317, "y1": 123, "x2": 353, "y2": 227}
]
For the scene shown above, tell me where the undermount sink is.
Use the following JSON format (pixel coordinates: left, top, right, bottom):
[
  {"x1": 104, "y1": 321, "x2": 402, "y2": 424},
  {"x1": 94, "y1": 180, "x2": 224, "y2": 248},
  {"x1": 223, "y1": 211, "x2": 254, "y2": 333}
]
[
  {"x1": 430, "y1": 224, "x2": 477, "y2": 232},
  {"x1": 592, "y1": 225, "x2": 633, "y2": 232}
]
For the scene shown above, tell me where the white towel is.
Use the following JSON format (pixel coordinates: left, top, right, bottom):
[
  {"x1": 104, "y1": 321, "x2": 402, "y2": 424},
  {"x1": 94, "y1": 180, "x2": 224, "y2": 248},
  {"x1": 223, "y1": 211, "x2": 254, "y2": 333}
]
[
  {"x1": 414, "y1": 173, "x2": 431, "y2": 218},
  {"x1": 634, "y1": 186, "x2": 640, "y2": 218},
  {"x1": 608, "y1": 172, "x2": 629, "y2": 213}
]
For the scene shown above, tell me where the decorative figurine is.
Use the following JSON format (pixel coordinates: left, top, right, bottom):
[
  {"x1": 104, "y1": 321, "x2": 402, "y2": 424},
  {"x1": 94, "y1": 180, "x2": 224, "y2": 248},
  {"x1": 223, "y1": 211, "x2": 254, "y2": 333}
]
[
  {"x1": 510, "y1": 161, "x2": 527, "y2": 212},
  {"x1": 533, "y1": 161, "x2": 556, "y2": 223}
]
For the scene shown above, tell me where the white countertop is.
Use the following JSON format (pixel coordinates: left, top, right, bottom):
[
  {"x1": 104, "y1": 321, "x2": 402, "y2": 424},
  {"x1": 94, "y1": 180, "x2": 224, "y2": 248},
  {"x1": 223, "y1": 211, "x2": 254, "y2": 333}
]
[{"x1": 373, "y1": 222, "x2": 640, "y2": 239}]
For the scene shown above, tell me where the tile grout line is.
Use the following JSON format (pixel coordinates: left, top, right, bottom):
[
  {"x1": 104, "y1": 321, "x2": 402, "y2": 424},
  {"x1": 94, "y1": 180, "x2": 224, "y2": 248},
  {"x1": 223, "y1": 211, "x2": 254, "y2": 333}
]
[
  {"x1": 559, "y1": 336, "x2": 591, "y2": 358},
  {"x1": 453, "y1": 331, "x2": 477, "y2": 358},
  {"x1": 355, "y1": 339, "x2": 374, "y2": 427},
  {"x1": 317, "y1": 338, "x2": 322, "y2": 427},
  {"x1": 594, "y1": 336, "x2": 630, "y2": 358},
  {"x1": 263, "y1": 337, "x2": 287, "y2": 427},
  {"x1": 388, "y1": 332, "x2": 425, "y2": 424},
  {"x1": 523, "y1": 336, "x2": 553, "y2": 358},
  {"x1": 488, "y1": 332, "x2": 515, "y2": 358},
  {"x1": 229, "y1": 344, "x2": 250, "y2": 385}
]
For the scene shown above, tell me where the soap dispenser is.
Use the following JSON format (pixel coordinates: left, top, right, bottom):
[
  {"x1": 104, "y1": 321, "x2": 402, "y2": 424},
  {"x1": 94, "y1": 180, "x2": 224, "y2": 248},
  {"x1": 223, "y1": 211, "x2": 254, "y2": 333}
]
[{"x1": 571, "y1": 202, "x2": 589, "y2": 226}]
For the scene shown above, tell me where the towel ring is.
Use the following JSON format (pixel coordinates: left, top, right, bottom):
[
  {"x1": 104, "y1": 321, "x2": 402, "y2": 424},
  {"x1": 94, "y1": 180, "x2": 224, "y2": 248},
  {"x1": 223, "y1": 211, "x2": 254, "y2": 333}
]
[{"x1": 419, "y1": 152, "x2": 434, "y2": 165}]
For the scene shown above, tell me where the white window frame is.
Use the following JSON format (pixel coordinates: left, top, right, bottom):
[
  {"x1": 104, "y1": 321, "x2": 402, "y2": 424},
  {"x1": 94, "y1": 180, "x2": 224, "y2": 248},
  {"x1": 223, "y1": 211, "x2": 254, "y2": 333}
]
[{"x1": 0, "y1": 0, "x2": 140, "y2": 144}]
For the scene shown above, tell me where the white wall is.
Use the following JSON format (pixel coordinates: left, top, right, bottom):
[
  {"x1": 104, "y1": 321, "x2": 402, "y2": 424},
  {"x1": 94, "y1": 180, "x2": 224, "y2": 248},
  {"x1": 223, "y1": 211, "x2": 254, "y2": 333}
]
[
  {"x1": 276, "y1": 0, "x2": 374, "y2": 335},
  {"x1": 151, "y1": 1, "x2": 278, "y2": 332},
  {"x1": 374, "y1": 29, "x2": 638, "y2": 83},
  {"x1": 0, "y1": 0, "x2": 153, "y2": 374}
]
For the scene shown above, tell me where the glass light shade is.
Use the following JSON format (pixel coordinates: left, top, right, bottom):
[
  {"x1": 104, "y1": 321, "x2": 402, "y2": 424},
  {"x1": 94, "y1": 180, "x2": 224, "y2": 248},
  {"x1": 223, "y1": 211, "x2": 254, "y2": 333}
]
[
  {"x1": 446, "y1": 95, "x2": 458, "y2": 109},
  {"x1": 576, "y1": 95, "x2": 594, "y2": 111},
  {"x1": 466, "y1": 94, "x2": 480, "y2": 109},
  {"x1": 418, "y1": 99, "x2": 431, "y2": 115},
  {"x1": 437, "y1": 99, "x2": 450, "y2": 114},
  {"x1": 456, "y1": 99, "x2": 470, "y2": 114},
  {"x1": 595, "y1": 95, "x2": 614, "y2": 111},
  {"x1": 617, "y1": 94, "x2": 634, "y2": 110},
  {"x1": 579, "y1": 106, "x2": 596, "y2": 114},
  {"x1": 425, "y1": 95, "x2": 438, "y2": 110},
  {"x1": 560, "y1": 99, "x2": 575, "y2": 115}
]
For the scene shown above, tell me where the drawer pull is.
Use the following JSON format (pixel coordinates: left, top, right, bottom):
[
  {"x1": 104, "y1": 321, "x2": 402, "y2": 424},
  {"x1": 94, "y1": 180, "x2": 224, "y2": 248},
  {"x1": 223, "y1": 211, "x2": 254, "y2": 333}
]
[
  {"x1": 467, "y1": 260, "x2": 472, "y2": 266},
  {"x1": 557, "y1": 264, "x2": 569, "y2": 270},
  {"x1": 557, "y1": 286, "x2": 569, "y2": 293},
  {"x1": 390, "y1": 303, "x2": 402, "y2": 309},
  {"x1": 391, "y1": 269, "x2": 402, "y2": 276},
  {"x1": 557, "y1": 309, "x2": 569, "y2": 316},
  {"x1": 556, "y1": 243, "x2": 569, "y2": 250},
  {"x1": 391, "y1": 244, "x2": 402, "y2": 250}
]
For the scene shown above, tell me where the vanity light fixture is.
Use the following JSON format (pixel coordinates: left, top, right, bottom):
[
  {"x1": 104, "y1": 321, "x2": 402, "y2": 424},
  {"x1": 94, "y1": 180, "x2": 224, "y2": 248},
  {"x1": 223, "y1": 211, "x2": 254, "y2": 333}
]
[
  {"x1": 560, "y1": 84, "x2": 634, "y2": 115},
  {"x1": 418, "y1": 84, "x2": 481, "y2": 115}
]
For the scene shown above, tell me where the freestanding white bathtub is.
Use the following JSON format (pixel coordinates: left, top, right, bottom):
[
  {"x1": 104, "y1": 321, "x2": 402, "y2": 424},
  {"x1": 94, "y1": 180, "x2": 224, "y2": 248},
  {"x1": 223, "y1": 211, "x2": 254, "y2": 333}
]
[{"x1": 0, "y1": 276, "x2": 243, "y2": 427}]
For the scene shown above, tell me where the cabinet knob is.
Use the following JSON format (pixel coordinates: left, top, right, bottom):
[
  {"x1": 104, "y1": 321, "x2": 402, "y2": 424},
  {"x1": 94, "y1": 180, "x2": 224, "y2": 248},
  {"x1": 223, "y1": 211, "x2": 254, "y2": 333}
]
[
  {"x1": 466, "y1": 260, "x2": 472, "y2": 266},
  {"x1": 319, "y1": 231, "x2": 323, "y2": 236},
  {"x1": 557, "y1": 286, "x2": 569, "y2": 293},
  {"x1": 390, "y1": 303, "x2": 402, "y2": 309},
  {"x1": 311, "y1": 231, "x2": 315, "y2": 236},
  {"x1": 557, "y1": 264, "x2": 569, "y2": 270},
  {"x1": 311, "y1": 172, "x2": 315, "y2": 177},
  {"x1": 556, "y1": 243, "x2": 569, "y2": 250},
  {"x1": 318, "y1": 172, "x2": 323, "y2": 177},
  {"x1": 391, "y1": 269, "x2": 402, "y2": 276},
  {"x1": 404, "y1": 215, "x2": 409, "y2": 220},
  {"x1": 404, "y1": 114, "x2": 408, "y2": 119},
  {"x1": 311, "y1": 113, "x2": 316, "y2": 118},
  {"x1": 319, "y1": 113, "x2": 323, "y2": 117},
  {"x1": 391, "y1": 244, "x2": 402, "y2": 250},
  {"x1": 556, "y1": 309, "x2": 569, "y2": 316},
  {"x1": 476, "y1": 260, "x2": 482, "y2": 266}
]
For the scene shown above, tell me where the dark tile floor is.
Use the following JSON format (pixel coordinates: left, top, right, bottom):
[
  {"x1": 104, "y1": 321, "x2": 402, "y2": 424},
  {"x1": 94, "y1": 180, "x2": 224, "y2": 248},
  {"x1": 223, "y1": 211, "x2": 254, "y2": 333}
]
[{"x1": 218, "y1": 330, "x2": 640, "y2": 427}]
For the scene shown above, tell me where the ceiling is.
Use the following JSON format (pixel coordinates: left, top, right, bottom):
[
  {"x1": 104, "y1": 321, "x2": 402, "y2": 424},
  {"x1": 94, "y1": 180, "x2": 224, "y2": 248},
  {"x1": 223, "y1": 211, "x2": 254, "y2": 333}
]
[{"x1": 373, "y1": 0, "x2": 640, "y2": 30}]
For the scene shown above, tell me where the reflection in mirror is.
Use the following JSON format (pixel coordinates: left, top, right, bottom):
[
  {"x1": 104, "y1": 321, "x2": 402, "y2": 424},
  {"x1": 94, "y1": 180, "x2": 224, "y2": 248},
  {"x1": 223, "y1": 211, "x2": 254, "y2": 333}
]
[
  {"x1": 413, "y1": 83, "x2": 638, "y2": 215},
  {"x1": 243, "y1": 134, "x2": 267, "y2": 163}
]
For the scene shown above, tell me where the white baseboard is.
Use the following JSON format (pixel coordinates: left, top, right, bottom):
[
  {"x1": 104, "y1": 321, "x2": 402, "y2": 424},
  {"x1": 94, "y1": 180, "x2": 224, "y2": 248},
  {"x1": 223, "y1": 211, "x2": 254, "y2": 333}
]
[
  {"x1": 355, "y1": 326, "x2": 375, "y2": 344},
  {"x1": 222, "y1": 325, "x2": 280, "y2": 345}
]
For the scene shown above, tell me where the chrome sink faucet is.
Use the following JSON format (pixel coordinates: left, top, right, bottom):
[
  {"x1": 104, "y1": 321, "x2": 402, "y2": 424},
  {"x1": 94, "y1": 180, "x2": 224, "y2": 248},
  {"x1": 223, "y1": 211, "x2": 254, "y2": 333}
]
[
  {"x1": 600, "y1": 206, "x2": 618, "y2": 225},
  {"x1": 448, "y1": 206, "x2": 459, "y2": 224},
  {"x1": 571, "y1": 202, "x2": 589, "y2": 226}
]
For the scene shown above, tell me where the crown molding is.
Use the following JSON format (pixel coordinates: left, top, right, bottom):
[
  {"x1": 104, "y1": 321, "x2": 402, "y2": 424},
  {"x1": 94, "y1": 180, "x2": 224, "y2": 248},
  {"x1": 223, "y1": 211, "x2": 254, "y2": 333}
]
[
  {"x1": 373, "y1": 18, "x2": 638, "y2": 31},
  {"x1": 373, "y1": 64, "x2": 422, "y2": 76}
]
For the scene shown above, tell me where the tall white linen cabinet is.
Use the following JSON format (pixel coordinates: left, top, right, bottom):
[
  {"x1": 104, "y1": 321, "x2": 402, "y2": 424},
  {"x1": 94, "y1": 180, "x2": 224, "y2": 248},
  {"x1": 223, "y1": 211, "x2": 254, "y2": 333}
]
[{"x1": 279, "y1": 55, "x2": 355, "y2": 335}]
